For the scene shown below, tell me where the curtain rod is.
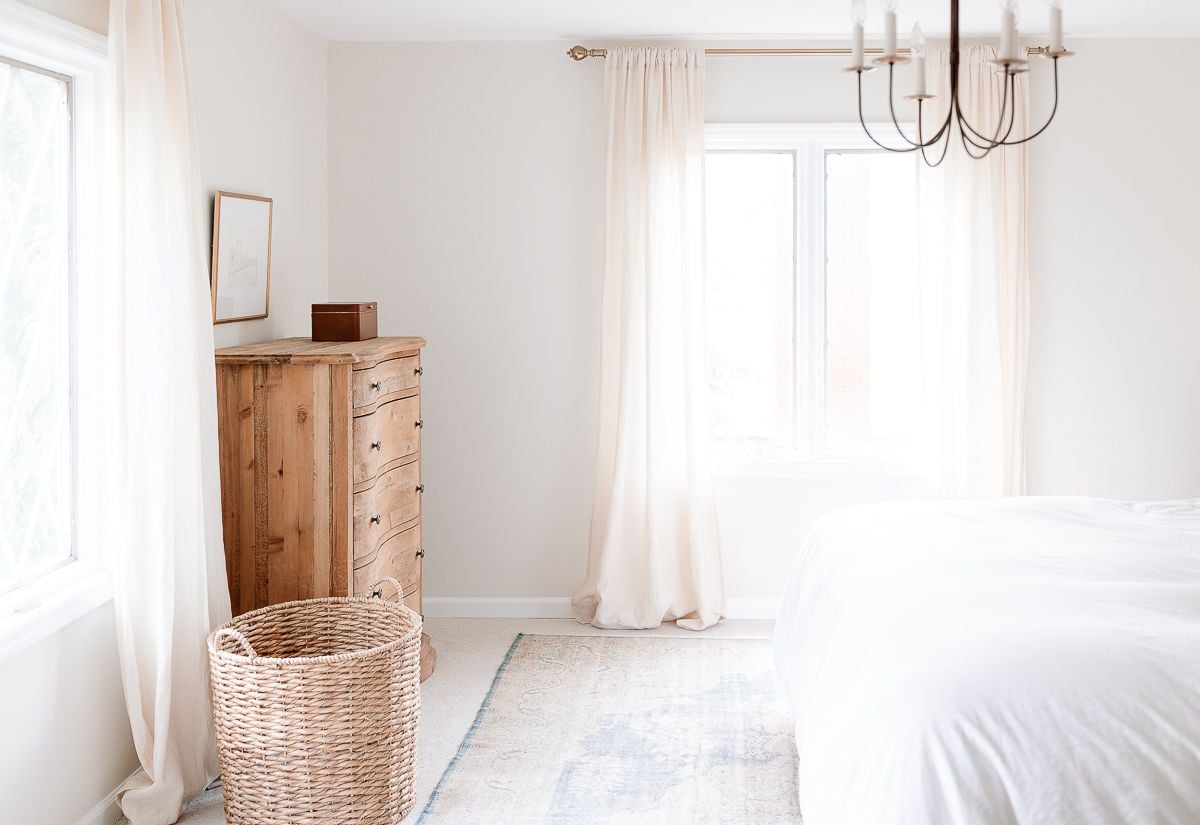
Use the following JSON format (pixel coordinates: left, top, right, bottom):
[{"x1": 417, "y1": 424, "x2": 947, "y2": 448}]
[{"x1": 567, "y1": 45, "x2": 1052, "y2": 61}]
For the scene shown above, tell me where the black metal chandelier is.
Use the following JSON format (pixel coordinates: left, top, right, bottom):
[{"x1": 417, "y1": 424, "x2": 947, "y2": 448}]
[{"x1": 847, "y1": 0, "x2": 1072, "y2": 166}]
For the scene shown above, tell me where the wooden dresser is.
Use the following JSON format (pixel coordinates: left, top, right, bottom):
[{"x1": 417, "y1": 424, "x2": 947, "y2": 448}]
[{"x1": 214, "y1": 336, "x2": 435, "y2": 679}]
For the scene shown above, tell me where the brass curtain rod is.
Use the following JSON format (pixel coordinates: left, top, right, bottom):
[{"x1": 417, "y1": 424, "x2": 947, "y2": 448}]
[{"x1": 567, "y1": 44, "x2": 1053, "y2": 61}]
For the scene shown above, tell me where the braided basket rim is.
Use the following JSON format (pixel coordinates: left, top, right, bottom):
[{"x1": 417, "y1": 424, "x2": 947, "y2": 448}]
[{"x1": 208, "y1": 596, "x2": 422, "y2": 666}]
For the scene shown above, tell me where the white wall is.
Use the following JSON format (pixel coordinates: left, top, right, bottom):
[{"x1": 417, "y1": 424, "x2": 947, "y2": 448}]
[
  {"x1": 328, "y1": 39, "x2": 1200, "y2": 610},
  {"x1": 190, "y1": 0, "x2": 330, "y2": 348},
  {"x1": 1025, "y1": 39, "x2": 1200, "y2": 499},
  {"x1": 328, "y1": 43, "x2": 606, "y2": 602},
  {"x1": 0, "y1": 603, "x2": 135, "y2": 825},
  {"x1": 0, "y1": 2, "x2": 329, "y2": 823}
]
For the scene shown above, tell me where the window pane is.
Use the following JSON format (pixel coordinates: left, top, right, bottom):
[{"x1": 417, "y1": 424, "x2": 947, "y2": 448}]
[
  {"x1": 0, "y1": 58, "x2": 73, "y2": 593},
  {"x1": 824, "y1": 151, "x2": 920, "y2": 454},
  {"x1": 705, "y1": 152, "x2": 794, "y2": 450}
]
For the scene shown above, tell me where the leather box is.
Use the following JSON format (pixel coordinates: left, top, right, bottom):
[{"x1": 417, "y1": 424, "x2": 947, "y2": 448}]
[{"x1": 311, "y1": 302, "x2": 378, "y2": 342}]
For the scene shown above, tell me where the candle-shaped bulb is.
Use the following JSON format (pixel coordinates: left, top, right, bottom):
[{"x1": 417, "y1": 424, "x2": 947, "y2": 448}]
[
  {"x1": 911, "y1": 21, "x2": 926, "y2": 57},
  {"x1": 998, "y1": 0, "x2": 1018, "y2": 61},
  {"x1": 1047, "y1": 0, "x2": 1064, "y2": 52},
  {"x1": 881, "y1": 0, "x2": 898, "y2": 57},
  {"x1": 850, "y1": 0, "x2": 867, "y2": 67},
  {"x1": 911, "y1": 22, "x2": 927, "y2": 96}
]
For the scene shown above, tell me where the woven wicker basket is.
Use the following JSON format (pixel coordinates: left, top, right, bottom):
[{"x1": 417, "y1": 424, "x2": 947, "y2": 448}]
[{"x1": 207, "y1": 577, "x2": 421, "y2": 825}]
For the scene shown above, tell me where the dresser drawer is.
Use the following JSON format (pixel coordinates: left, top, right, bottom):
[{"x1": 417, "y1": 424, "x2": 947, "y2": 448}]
[
  {"x1": 353, "y1": 395, "x2": 421, "y2": 486},
  {"x1": 352, "y1": 355, "x2": 421, "y2": 411},
  {"x1": 353, "y1": 459, "x2": 421, "y2": 560},
  {"x1": 353, "y1": 522, "x2": 422, "y2": 596}
]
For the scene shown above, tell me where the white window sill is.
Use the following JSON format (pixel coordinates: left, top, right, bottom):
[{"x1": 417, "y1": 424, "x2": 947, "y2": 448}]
[
  {"x1": 0, "y1": 562, "x2": 113, "y2": 663},
  {"x1": 714, "y1": 457, "x2": 928, "y2": 480}
]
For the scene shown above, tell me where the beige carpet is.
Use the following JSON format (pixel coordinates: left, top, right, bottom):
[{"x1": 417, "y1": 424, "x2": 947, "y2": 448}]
[{"x1": 165, "y1": 618, "x2": 775, "y2": 825}]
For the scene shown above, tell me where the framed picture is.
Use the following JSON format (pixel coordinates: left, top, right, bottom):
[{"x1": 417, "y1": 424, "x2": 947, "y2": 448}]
[{"x1": 210, "y1": 191, "x2": 273, "y2": 323}]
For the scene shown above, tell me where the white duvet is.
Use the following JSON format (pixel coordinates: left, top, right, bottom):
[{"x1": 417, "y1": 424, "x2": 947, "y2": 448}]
[{"x1": 773, "y1": 496, "x2": 1200, "y2": 825}]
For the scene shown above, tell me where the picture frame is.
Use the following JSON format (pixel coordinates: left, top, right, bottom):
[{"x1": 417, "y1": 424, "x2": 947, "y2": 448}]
[{"x1": 210, "y1": 191, "x2": 273, "y2": 323}]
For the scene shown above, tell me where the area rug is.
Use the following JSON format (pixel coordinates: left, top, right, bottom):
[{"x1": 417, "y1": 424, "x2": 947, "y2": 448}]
[{"x1": 417, "y1": 633, "x2": 803, "y2": 824}]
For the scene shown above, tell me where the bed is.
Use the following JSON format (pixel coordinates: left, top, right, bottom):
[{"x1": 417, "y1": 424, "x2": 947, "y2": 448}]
[{"x1": 773, "y1": 496, "x2": 1200, "y2": 825}]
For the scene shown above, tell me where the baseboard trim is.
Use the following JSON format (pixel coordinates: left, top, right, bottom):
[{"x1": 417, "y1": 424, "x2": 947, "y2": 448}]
[
  {"x1": 75, "y1": 769, "x2": 141, "y2": 825},
  {"x1": 423, "y1": 597, "x2": 574, "y2": 619},
  {"x1": 726, "y1": 598, "x2": 780, "y2": 620},
  {"x1": 423, "y1": 597, "x2": 779, "y2": 621}
]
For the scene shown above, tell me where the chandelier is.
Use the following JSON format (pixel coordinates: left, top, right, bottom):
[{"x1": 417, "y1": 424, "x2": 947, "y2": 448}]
[{"x1": 848, "y1": 0, "x2": 1072, "y2": 165}]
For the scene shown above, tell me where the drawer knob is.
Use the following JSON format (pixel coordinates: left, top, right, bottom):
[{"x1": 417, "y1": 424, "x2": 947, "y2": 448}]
[
  {"x1": 414, "y1": 367, "x2": 423, "y2": 376},
  {"x1": 415, "y1": 420, "x2": 423, "y2": 429},
  {"x1": 370, "y1": 514, "x2": 381, "y2": 525},
  {"x1": 416, "y1": 548, "x2": 425, "y2": 558},
  {"x1": 415, "y1": 484, "x2": 424, "y2": 494},
  {"x1": 370, "y1": 380, "x2": 382, "y2": 391},
  {"x1": 371, "y1": 440, "x2": 383, "y2": 451}
]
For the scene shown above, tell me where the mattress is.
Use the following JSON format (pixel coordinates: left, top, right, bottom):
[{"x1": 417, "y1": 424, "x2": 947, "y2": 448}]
[{"x1": 773, "y1": 496, "x2": 1200, "y2": 825}]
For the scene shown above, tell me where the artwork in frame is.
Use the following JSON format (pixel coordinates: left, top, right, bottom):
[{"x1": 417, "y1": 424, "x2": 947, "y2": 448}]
[{"x1": 210, "y1": 191, "x2": 273, "y2": 323}]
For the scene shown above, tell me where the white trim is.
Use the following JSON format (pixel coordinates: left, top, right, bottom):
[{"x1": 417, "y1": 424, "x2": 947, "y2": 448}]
[
  {"x1": 0, "y1": 0, "x2": 106, "y2": 68},
  {"x1": 0, "y1": 0, "x2": 111, "y2": 660},
  {"x1": 714, "y1": 458, "x2": 926, "y2": 480},
  {"x1": 705, "y1": 121, "x2": 915, "y2": 148},
  {"x1": 0, "y1": 564, "x2": 112, "y2": 662},
  {"x1": 423, "y1": 596, "x2": 779, "y2": 621},
  {"x1": 704, "y1": 121, "x2": 922, "y2": 470},
  {"x1": 424, "y1": 597, "x2": 575, "y2": 619},
  {"x1": 74, "y1": 769, "x2": 141, "y2": 825},
  {"x1": 726, "y1": 598, "x2": 781, "y2": 620}
]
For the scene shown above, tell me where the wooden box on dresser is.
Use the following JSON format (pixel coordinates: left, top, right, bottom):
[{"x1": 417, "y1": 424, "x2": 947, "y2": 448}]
[{"x1": 214, "y1": 336, "x2": 436, "y2": 680}]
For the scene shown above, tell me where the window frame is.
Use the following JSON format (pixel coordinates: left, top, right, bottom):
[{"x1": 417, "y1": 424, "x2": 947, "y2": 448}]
[
  {"x1": 0, "y1": 0, "x2": 109, "y2": 661},
  {"x1": 705, "y1": 122, "x2": 922, "y2": 479}
]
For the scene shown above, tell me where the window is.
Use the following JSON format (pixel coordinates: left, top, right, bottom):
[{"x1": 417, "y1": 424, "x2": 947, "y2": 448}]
[
  {"x1": 0, "y1": 56, "x2": 75, "y2": 596},
  {"x1": 0, "y1": 2, "x2": 107, "y2": 658},
  {"x1": 705, "y1": 124, "x2": 920, "y2": 467}
]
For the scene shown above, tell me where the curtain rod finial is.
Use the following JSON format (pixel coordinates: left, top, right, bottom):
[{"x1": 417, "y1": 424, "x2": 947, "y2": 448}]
[{"x1": 568, "y1": 45, "x2": 606, "y2": 61}]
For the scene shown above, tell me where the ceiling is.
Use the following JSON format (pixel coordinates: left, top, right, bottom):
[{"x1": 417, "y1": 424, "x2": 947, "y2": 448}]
[{"x1": 260, "y1": 0, "x2": 1199, "y2": 42}]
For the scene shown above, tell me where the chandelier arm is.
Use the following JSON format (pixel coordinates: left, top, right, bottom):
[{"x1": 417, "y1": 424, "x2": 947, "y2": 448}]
[
  {"x1": 957, "y1": 68, "x2": 1016, "y2": 149},
  {"x1": 995, "y1": 56, "x2": 1060, "y2": 147},
  {"x1": 857, "y1": 71, "x2": 921, "y2": 153},
  {"x1": 919, "y1": 116, "x2": 954, "y2": 167},
  {"x1": 956, "y1": 109, "x2": 998, "y2": 152},
  {"x1": 920, "y1": 132, "x2": 952, "y2": 167},
  {"x1": 956, "y1": 100, "x2": 1009, "y2": 153},
  {"x1": 998, "y1": 72, "x2": 1019, "y2": 143},
  {"x1": 958, "y1": 120, "x2": 993, "y2": 159},
  {"x1": 887, "y1": 64, "x2": 923, "y2": 147}
]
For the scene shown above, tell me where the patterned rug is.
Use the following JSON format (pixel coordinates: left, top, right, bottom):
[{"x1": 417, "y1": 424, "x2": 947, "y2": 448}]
[{"x1": 416, "y1": 634, "x2": 803, "y2": 824}]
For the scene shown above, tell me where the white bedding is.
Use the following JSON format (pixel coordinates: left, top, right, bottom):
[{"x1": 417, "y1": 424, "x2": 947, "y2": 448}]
[{"x1": 773, "y1": 496, "x2": 1200, "y2": 825}]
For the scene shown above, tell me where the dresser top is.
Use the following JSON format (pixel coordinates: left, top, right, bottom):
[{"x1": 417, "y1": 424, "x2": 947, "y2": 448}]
[{"x1": 216, "y1": 336, "x2": 426, "y2": 365}]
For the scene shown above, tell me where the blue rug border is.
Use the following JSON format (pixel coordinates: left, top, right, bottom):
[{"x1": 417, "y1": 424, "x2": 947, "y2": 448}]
[{"x1": 415, "y1": 631, "x2": 527, "y2": 824}]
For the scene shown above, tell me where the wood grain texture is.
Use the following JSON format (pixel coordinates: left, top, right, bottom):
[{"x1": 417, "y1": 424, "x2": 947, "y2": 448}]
[
  {"x1": 330, "y1": 364, "x2": 354, "y2": 597},
  {"x1": 216, "y1": 364, "x2": 257, "y2": 615},
  {"x1": 216, "y1": 336, "x2": 425, "y2": 366},
  {"x1": 352, "y1": 396, "x2": 421, "y2": 488},
  {"x1": 214, "y1": 339, "x2": 435, "y2": 679},
  {"x1": 352, "y1": 355, "x2": 421, "y2": 412},
  {"x1": 353, "y1": 523, "x2": 422, "y2": 596},
  {"x1": 353, "y1": 458, "x2": 422, "y2": 562}
]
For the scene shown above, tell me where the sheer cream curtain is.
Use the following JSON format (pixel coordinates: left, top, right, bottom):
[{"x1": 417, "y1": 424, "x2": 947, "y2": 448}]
[
  {"x1": 916, "y1": 46, "x2": 1030, "y2": 498},
  {"x1": 108, "y1": 1, "x2": 231, "y2": 823},
  {"x1": 572, "y1": 46, "x2": 725, "y2": 631}
]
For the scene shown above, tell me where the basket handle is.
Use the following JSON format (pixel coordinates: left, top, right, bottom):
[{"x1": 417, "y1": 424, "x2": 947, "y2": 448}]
[
  {"x1": 213, "y1": 627, "x2": 256, "y2": 657},
  {"x1": 370, "y1": 576, "x2": 404, "y2": 601}
]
